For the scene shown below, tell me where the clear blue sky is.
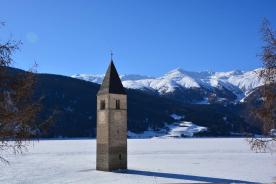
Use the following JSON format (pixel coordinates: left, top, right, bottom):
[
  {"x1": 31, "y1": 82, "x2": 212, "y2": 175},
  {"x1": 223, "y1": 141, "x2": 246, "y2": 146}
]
[{"x1": 1, "y1": 0, "x2": 276, "y2": 76}]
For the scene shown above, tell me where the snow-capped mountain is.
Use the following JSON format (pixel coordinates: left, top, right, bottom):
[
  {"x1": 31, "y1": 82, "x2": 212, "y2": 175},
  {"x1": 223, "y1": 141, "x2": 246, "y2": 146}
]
[
  {"x1": 72, "y1": 68, "x2": 263, "y2": 103},
  {"x1": 123, "y1": 68, "x2": 201, "y2": 94},
  {"x1": 72, "y1": 74, "x2": 154, "y2": 84},
  {"x1": 71, "y1": 74, "x2": 104, "y2": 84}
]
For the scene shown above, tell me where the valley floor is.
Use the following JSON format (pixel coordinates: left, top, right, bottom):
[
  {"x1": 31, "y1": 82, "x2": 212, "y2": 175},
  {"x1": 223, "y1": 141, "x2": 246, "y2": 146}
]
[{"x1": 1, "y1": 138, "x2": 275, "y2": 184}]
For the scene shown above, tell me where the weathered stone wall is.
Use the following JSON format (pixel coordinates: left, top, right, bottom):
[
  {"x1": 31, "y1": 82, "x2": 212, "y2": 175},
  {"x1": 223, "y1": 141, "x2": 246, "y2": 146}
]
[
  {"x1": 96, "y1": 94, "x2": 127, "y2": 171},
  {"x1": 96, "y1": 94, "x2": 109, "y2": 171}
]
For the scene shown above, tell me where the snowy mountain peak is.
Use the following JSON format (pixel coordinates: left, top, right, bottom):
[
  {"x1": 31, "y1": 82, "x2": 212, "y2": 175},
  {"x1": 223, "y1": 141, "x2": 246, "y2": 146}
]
[
  {"x1": 71, "y1": 74, "x2": 104, "y2": 84},
  {"x1": 121, "y1": 74, "x2": 154, "y2": 81},
  {"x1": 166, "y1": 68, "x2": 185, "y2": 75},
  {"x1": 72, "y1": 74, "x2": 154, "y2": 84},
  {"x1": 213, "y1": 70, "x2": 243, "y2": 79},
  {"x1": 71, "y1": 67, "x2": 264, "y2": 101}
]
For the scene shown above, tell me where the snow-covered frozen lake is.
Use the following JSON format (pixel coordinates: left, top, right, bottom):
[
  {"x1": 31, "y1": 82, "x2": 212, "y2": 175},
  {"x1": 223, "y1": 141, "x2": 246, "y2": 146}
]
[{"x1": 1, "y1": 138, "x2": 275, "y2": 184}]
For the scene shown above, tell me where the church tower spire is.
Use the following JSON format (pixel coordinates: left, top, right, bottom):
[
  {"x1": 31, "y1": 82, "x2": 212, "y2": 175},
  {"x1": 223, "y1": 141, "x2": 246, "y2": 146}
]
[
  {"x1": 97, "y1": 61, "x2": 126, "y2": 96},
  {"x1": 96, "y1": 57, "x2": 127, "y2": 171}
]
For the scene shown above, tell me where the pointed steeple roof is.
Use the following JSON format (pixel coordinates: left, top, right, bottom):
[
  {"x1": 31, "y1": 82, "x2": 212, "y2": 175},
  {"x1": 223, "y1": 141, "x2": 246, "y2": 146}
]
[{"x1": 97, "y1": 60, "x2": 126, "y2": 95}]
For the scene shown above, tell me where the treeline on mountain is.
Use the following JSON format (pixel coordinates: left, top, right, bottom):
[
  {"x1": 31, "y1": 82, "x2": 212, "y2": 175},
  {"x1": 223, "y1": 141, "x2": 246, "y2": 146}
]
[
  {"x1": 29, "y1": 68, "x2": 265, "y2": 137},
  {"x1": 4, "y1": 67, "x2": 259, "y2": 138}
]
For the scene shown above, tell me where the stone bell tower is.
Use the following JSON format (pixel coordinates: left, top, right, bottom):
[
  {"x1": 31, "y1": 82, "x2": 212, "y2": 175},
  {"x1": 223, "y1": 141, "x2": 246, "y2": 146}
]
[{"x1": 96, "y1": 59, "x2": 127, "y2": 171}]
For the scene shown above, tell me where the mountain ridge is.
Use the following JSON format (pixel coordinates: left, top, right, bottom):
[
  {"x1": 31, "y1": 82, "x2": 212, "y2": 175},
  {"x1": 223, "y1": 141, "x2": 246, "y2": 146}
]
[
  {"x1": 4, "y1": 67, "x2": 260, "y2": 138},
  {"x1": 72, "y1": 68, "x2": 263, "y2": 104}
]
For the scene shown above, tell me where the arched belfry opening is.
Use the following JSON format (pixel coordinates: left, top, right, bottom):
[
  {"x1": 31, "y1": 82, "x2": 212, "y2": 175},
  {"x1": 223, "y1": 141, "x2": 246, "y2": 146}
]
[{"x1": 96, "y1": 59, "x2": 127, "y2": 171}]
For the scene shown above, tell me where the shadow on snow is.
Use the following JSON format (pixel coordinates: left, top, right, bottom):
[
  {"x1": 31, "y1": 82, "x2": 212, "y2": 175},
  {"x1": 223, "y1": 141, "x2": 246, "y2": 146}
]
[{"x1": 115, "y1": 169, "x2": 258, "y2": 184}]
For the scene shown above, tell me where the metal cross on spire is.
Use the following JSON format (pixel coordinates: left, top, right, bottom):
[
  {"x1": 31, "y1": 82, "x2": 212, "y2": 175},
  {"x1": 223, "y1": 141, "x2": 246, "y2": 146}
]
[{"x1": 110, "y1": 50, "x2": 114, "y2": 61}]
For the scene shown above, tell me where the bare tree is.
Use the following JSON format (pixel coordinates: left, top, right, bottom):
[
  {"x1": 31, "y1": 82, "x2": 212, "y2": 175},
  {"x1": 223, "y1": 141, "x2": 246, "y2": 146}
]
[
  {"x1": 0, "y1": 22, "x2": 41, "y2": 163},
  {"x1": 248, "y1": 19, "x2": 276, "y2": 152}
]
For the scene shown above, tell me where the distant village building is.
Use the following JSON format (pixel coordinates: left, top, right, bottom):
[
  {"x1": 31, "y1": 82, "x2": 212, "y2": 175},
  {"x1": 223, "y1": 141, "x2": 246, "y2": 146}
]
[{"x1": 96, "y1": 59, "x2": 127, "y2": 171}]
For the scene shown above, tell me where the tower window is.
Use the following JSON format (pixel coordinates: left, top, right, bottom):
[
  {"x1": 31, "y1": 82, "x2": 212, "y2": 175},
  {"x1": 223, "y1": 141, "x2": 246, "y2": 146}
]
[
  {"x1": 119, "y1": 154, "x2": 122, "y2": 160},
  {"x1": 100, "y1": 100, "x2": 105, "y2": 110},
  {"x1": 116, "y1": 99, "x2": 120, "y2": 109}
]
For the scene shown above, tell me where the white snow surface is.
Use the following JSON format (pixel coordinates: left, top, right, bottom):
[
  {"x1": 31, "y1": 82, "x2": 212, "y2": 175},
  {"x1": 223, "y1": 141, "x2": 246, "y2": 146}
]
[
  {"x1": 127, "y1": 121, "x2": 206, "y2": 138},
  {"x1": 166, "y1": 122, "x2": 207, "y2": 137},
  {"x1": 71, "y1": 68, "x2": 263, "y2": 95},
  {"x1": 1, "y1": 138, "x2": 275, "y2": 184},
  {"x1": 170, "y1": 113, "x2": 184, "y2": 120},
  {"x1": 71, "y1": 74, "x2": 105, "y2": 84}
]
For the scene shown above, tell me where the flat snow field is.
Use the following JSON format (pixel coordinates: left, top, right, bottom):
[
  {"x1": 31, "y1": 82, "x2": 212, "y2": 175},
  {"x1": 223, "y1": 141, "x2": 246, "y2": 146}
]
[{"x1": 1, "y1": 138, "x2": 275, "y2": 184}]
